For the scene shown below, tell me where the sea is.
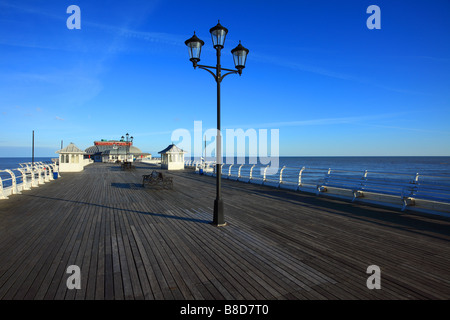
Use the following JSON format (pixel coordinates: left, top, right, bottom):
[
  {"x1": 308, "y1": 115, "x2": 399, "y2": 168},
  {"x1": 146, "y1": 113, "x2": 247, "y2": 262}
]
[
  {"x1": 1, "y1": 156, "x2": 450, "y2": 188},
  {"x1": 191, "y1": 156, "x2": 450, "y2": 178},
  {"x1": 0, "y1": 157, "x2": 53, "y2": 171},
  {"x1": 0, "y1": 157, "x2": 54, "y2": 188}
]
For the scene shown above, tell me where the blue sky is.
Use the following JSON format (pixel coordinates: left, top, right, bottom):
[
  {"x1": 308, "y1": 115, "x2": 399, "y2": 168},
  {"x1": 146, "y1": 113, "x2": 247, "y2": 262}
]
[{"x1": 0, "y1": 0, "x2": 449, "y2": 157}]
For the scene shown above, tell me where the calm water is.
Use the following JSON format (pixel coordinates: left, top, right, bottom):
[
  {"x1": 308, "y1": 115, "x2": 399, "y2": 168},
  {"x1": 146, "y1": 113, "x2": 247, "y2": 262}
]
[
  {"x1": 0, "y1": 157, "x2": 53, "y2": 187},
  {"x1": 0, "y1": 157, "x2": 53, "y2": 171},
  {"x1": 193, "y1": 156, "x2": 450, "y2": 177}
]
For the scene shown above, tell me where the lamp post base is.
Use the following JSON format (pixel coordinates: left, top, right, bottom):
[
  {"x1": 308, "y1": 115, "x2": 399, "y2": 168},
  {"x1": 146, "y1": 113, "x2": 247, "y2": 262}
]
[{"x1": 213, "y1": 198, "x2": 226, "y2": 227}]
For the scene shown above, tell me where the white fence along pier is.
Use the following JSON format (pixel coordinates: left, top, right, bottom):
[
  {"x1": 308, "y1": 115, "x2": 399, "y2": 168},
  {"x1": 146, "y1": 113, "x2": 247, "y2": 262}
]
[
  {"x1": 0, "y1": 161, "x2": 59, "y2": 200},
  {"x1": 185, "y1": 161, "x2": 450, "y2": 218}
]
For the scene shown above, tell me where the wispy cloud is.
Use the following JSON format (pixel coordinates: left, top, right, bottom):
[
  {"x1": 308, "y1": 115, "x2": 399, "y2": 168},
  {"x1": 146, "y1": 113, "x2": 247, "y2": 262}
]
[
  {"x1": 251, "y1": 52, "x2": 427, "y2": 95},
  {"x1": 83, "y1": 21, "x2": 185, "y2": 48},
  {"x1": 355, "y1": 123, "x2": 450, "y2": 135},
  {"x1": 0, "y1": 1, "x2": 182, "y2": 53},
  {"x1": 55, "y1": 116, "x2": 64, "y2": 121},
  {"x1": 1, "y1": 69, "x2": 104, "y2": 108},
  {"x1": 228, "y1": 113, "x2": 407, "y2": 129},
  {"x1": 251, "y1": 52, "x2": 358, "y2": 82},
  {"x1": 0, "y1": 1, "x2": 61, "y2": 20}
]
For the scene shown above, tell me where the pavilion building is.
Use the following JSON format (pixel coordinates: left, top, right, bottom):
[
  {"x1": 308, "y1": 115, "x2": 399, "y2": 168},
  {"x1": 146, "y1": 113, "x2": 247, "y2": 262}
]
[{"x1": 85, "y1": 139, "x2": 150, "y2": 163}]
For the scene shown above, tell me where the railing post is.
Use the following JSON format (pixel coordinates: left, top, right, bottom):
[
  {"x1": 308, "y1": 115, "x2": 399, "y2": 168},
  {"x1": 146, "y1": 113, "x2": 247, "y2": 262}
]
[
  {"x1": 18, "y1": 168, "x2": 31, "y2": 190},
  {"x1": 0, "y1": 182, "x2": 7, "y2": 199},
  {"x1": 279, "y1": 166, "x2": 286, "y2": 184},
  {"x1": 363, "y1": 170, "x2": 368, "y2": 178},
  {"x1": 263, "y1": 165, "x2": 269, "y2": 182},
  {"x1": 321, "y1": 168, "x2": 331, "y2": 184},
  {"x1": 249, "y1": 164, "x2": 255, "y2": 181},
  {"x1": 36, "y1": 164, "x2": 44, "y2": 185},
  {"x1": 298, "y1": 167, "x2": 305, "y2": 187},
  {"x1": 360, "y1": 170, "x2": 368, "y2": 188},
  {"x1": 5, "y1": 170, "x2": 21, "y2": 195},
  {"x1": 47, "y1": 164, "x2": 52, "y2": 181},
  {"x1": 38, "y1": 165, "x2": 43, "y2": 184},
  {"x1": 238, "y1": 164, "x2": 244, "y2": 178},
  {"x1": 46, "y1": 164, "x2": 54, "y2": 181},
  {"x1": 0, "y1": 174, "x2": 8, "y2": 199},
  {"x1": 41, "y1": 163, "x2": 49, "y2": 183},
  {"x1": 30, "y1": 164, "x2": 37, "y2": 187}
]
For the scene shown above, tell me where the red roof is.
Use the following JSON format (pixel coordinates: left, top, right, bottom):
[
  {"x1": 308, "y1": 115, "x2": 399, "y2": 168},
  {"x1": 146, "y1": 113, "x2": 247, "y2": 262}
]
[{"x1": 94, "y1": 141, "x2": 132, "y2": 146}]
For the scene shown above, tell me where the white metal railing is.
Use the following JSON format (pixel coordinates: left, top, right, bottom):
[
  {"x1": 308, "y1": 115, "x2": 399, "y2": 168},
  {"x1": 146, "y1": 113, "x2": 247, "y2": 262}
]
[
  {"x1": 0, "y1": 161, "x2": 60, "y2": 200},
  {"x1": 135, "y1": 158, "x2": 161, "y2": 165},
  {"x1": 186, "y1": 161, "x2": 450, "y2": 217},
  {"x1": 185, "y1": 160, "x2": 215, "y2": 174}
]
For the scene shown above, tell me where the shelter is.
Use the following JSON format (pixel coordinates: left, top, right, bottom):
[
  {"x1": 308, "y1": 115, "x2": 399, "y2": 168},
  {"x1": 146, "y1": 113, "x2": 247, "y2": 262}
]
[
  {"x1": 158, "y1": 143, "x2": 186, "y2": 170},
  {"x1": 56, "y1": 142, "x2": 86, "y2": 172}
]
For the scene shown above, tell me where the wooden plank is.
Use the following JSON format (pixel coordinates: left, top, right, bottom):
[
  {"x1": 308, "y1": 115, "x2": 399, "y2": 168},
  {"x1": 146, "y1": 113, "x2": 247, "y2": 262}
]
[
  {"x1": 84, "y1": 202, "x2": 103, "y2": 300},
  {"x1": 0, "y1": 202, "x2": 76, "y2": 299},
  {"x1": 128, "y1": 201, "x2": 202, "y2": 299},
  {"x1": 94, "y1": 205, "x2": 106, "y2": 300},
  {"x1": 129, "y1": 224, "x2": 170, "y2": 299}
]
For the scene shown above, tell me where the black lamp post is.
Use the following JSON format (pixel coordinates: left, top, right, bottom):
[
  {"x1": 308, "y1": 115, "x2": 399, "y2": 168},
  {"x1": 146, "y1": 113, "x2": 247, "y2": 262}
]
[
  {"x1": 121, "y1": 135, "x2": 125, "y2": 162},
  {"x1": 130, "y1": 135, "x2": 134, "y2": 161},
  {"x1": 185, "y1": 21, "x2": 249, "y2": 227},
  {"x1": 121, "y1": 133, "x2": 133, "y2": 163}
]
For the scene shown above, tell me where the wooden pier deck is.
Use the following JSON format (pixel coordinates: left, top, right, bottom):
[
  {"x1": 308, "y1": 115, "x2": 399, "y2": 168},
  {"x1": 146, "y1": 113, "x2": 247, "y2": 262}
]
[{"x1": 0, "y1": 162, "x2": 449, "y2": 301}]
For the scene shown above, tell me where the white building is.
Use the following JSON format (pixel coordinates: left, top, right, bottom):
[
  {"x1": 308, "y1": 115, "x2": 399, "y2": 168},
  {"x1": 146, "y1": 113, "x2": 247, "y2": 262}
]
[
  {"x1": 56, "y1": 142, "x2": 88, "y2": 172},
  {"x1": 158, "y1": 144, "x2": 186, "y2": 170},
  {"x1": 84, "y1": 139, "x2": 150, "y2": 163}
]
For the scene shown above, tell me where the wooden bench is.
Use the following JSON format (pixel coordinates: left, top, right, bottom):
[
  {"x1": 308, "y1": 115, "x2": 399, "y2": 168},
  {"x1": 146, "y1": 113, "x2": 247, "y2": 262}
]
[
  {"x1": 142, "y1": 170, "x2": 173, "y2": 189},
  {"x1": 121, "y1": 162, "x2": 135, "y2": 170}
]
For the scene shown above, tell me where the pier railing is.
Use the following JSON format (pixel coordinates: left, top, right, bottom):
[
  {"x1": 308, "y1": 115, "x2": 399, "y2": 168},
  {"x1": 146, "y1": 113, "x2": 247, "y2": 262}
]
[
  {"x1": 185, "y1": 161, "x2": 450, "y2": 217},
  {"x1": 0, "y1": 161, "x2": 59, "y2": 200}
]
